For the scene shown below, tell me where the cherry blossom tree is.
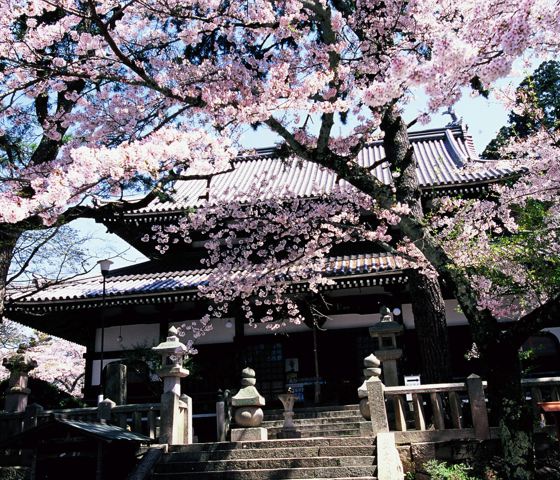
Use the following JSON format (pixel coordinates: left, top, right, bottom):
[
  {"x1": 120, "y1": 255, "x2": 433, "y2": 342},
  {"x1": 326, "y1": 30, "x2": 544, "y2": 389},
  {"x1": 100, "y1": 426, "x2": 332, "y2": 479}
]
[
  {"x1": 0, "y1": 322, "x2": 85, "y2": 396},
  {"x1": 0, "y1": 225, "x2": 116, "y2": 398},
  {"x1": 0, "y1": 0, "x2": 559, "y2": 476}
]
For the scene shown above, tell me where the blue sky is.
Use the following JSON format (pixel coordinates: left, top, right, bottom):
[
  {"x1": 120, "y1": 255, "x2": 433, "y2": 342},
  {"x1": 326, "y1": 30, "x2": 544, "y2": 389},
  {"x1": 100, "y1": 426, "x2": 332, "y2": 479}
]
[{"x1": 237, "y1": 77, "x2": 520, "y2": 155}]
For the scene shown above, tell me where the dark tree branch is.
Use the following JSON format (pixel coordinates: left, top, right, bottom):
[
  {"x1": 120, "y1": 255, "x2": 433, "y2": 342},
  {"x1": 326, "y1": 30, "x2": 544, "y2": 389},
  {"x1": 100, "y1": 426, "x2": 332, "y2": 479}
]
[{"x1": 6, "y1": 226, "x2": 62, "y2": 286}]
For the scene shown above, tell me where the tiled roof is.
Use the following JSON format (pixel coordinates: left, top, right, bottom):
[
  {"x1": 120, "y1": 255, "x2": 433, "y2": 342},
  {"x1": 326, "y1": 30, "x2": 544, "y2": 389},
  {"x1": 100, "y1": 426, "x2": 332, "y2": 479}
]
[
  {"x1": 131, "y1": 126, "x2": 515, "y2": 216},
  {"x1": 7, "y1": 253, "x2": 404, "y2": 308}
]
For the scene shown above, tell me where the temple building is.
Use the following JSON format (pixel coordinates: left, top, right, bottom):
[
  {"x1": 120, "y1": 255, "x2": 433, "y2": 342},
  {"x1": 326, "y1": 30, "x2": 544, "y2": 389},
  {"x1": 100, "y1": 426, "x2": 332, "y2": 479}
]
[{"x1": 5, "y1": 125, "x2": 560, "y2": 417}]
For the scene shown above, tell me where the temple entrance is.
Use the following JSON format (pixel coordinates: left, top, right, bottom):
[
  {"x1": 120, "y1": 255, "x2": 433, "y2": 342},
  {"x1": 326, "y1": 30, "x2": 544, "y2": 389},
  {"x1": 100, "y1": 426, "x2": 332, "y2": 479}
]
[
  {"x1": 182, "y1": 326, "x2": 376, "y2": 415},
  {"x1": 256, "y1": 327, "x2": 375, "y2": 407}
]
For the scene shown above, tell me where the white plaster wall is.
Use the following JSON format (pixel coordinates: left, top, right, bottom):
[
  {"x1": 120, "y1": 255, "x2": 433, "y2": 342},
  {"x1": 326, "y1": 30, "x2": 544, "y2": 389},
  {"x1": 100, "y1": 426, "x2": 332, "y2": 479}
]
[
  {"x1": 94, "y1": 323, "x2": 160, "y2": 352},
  {"x1": 401, "y1": 299, "x2": 468, "y2": 329},
  {"x1": 244, "y1": 320, "x2": 308, "y2": 336},
  {"x1": 544, "y1": 327, "x2": 560, "y2": 343},
  {"x1": 324, "y1": 313, "x2": 381, "y2": 330},
  {"x1": 243, "y1": 312, "x2": 382, "y2": 336},
  {"x1": 171, "y1": 318, "x2": 235, "y2": 345}
]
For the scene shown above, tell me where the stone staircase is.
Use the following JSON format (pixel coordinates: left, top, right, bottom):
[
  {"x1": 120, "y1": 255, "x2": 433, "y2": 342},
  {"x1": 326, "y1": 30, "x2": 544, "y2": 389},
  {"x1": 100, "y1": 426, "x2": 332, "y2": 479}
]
[
  {"x1": 150, "y1": 404, "x2": 376, "y2": 480},
  {"x1": 151, "y1": 436, "x2": 377, "y2": 479},
  {"x1": 261, "y1": 404, "x2": 369, "y2": 439}
]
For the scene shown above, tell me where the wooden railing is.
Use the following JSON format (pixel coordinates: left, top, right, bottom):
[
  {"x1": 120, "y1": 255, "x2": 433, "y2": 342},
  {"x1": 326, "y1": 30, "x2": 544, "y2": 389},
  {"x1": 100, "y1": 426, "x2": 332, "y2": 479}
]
[
  {"x1": 0, "y1": 401, "x2": 161, "y2": 444},
  {"x1": 377, "y1": 375, "x2": 560, "y2": 440}
]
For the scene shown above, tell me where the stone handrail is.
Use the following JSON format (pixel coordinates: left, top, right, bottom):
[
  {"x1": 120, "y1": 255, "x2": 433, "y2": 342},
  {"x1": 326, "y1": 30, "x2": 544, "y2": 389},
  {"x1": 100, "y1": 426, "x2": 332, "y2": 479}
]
[
  {"x1": 40, "y1": 406, "x2": 98, "y2": 422},
  {"x1": 367, "y1": 375, "x2": 560, "y2": 444},
  {"x1": 384, "y1": 382, "x2": 466, "y2": 394},
  {"x1": 0, "y1": 402, "x2": 161, "y2": 443},
  {"x1": 521, "y1": 377, "x2": 560, "y2": 424},
  {"x1": 383, "y1": 378, "x2": 477, "y2": 435},
  {"x1": 107, "y1": 403, "x2": 161, "y2": 439}
]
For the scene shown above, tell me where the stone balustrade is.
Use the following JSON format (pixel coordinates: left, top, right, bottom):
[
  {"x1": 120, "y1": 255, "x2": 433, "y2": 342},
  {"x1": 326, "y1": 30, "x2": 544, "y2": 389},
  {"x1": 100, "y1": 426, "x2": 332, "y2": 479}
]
[
  {"x1": 365, "y1": 374, "x2": 560, "y2": 443},
  {"x1": 0, "y1": 401, "x2": 161, "y2": 443},
  {"x1": 384, "y1": 381, "x2": 471, "y2": 432},
  {"x1": 522, "y1": 376, "x2": 560, "y2": 423},
  {"x1": 2, "y1": 375, "x2": 559, "y2": 446}
]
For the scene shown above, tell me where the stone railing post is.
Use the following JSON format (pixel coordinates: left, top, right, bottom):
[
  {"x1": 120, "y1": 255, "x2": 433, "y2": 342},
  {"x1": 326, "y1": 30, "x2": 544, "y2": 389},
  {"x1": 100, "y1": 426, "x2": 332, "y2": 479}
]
[
  {"x1": 358, "y1": 354, "x2": 382, "y2": 421},
  {"x1": 2, "y1": 348, "x2": 38, "y2": 413},
  {"x1": 358, "y1": 354, "x2": 388, "y2": 436},
  {"x1": 466, "y1": 374, "x2": 489, "y2": 440},
  {"x1": 180, "y1": 394, "x2": 193, "y2": 444},
  {"x1": 97, "y1": 398, "x2": 116, "y2": 424},
  {"x1": 23, "y1": 403, "x2": 44, "y2": 431},
  {"x1": 160, "y1": 392, "x2": 182, "y2": 444},
  {"x1": 367, "y1": 377, "x2": 389, "y2": 436},
  {"x1": 216, "y1": 389, "x2": 227, "y2": 442}
]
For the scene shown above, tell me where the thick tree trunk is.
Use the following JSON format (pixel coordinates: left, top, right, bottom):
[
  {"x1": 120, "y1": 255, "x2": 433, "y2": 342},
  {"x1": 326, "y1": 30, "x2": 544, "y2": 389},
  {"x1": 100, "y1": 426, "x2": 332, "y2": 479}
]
[
  {"x1": 0, "y1": 226, "x2": 20, "y2": 318},
  {"x1": 381, "y1": 107, "x2": 451, "y2": 382},
  {"x1": 408, "y1": 270, "x2": 452, "y2": 383},
  {"x1": 463, "y1": 312, "x2": 534, "y2": 480},
  {"x1": 380, "y1": 107, "x2": 533, "y2": 475},
  {"x1": 474, "y1": 323, "x2": 534, "y2": 479}
]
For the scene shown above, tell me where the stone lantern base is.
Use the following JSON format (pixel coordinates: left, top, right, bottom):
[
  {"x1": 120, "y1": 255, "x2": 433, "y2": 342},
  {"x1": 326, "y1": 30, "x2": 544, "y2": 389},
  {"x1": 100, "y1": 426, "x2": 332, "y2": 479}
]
[
  {"x1": 231, "y1": 427, "x2": 268, "y2": 442},
  {"x1": 277, "y1": 428, "x2": 300, "y2": 439}
]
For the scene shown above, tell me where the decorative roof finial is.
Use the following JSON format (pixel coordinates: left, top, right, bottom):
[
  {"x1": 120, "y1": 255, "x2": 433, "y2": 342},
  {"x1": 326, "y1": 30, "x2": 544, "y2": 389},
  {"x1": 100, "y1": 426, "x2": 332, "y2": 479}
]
[{"x1": 443, "y1": 106, "x2": 461, "y2": 126}]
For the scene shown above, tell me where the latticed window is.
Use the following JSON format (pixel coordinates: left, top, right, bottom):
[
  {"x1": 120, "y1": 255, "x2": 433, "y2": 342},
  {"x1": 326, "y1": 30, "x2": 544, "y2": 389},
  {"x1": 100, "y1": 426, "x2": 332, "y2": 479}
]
[{"x1": 243, "y1": 342, "x2": 284, "y2": 399}]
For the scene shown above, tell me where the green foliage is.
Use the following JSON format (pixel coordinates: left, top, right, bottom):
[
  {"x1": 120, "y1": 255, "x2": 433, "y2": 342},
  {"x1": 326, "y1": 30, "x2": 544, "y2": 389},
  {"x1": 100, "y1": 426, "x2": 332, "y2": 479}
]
[
  {"x1": 0, "y1": 467, "x2": 29, "y2": 480},
  {"x1": 423, "y1": 460, "x2": 480, "y2": 480},
  {"x1": 484, "y1": 60, "x2": 560, "y2": 158},
  {"x1": 486, "y1": 200, "x2": 560, "y2": 296},
  {"x1": 120, "y1": 342, "x2": 198, "y2": 382},
  {"x1": 119, "y1": 341, "x2": 162, "y2": 374}
]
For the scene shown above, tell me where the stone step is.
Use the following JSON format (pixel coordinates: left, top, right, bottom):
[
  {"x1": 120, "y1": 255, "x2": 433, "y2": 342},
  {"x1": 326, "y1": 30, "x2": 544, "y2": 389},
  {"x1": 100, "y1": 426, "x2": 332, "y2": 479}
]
[
  {"x1": 152, "y1": 465, "x2": 377, "y2": 479},
  {"x1": 163, "y1": 445, "x2": 376, "y2": 462},
  {"x1": 270, "y1": 430, "x2": 361, "y2": 439},
  {"x1": 266, "y1": 421, "x2": 362, "y2": 435},
  {"x1": 157, "y1": 455, "x2": 375, "y2": 473},
  {"x1": 265, "y1": 404, "x2": 360, "y2": 415},
  {"x1": 264, "y1": 407, "x2": 360, "y2": 421},
  {"x1": 168, "y1": 436, "x2": 375, "y2": 453},
  {"x1": 261, "y1": 415, "x2": 363, "y2": 428}
]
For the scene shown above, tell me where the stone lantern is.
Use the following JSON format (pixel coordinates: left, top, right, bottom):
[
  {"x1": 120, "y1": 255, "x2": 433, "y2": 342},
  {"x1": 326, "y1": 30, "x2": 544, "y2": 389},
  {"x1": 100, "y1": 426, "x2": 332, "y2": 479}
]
[
  {"x1": 152, "y1": 326, "x2": 192, "y2": 444},
  {"x1": 2, "y1": 346, "x2": 37, "y2": 412},
  {"x1": 231, "y1": 367, "x2": 267, "y2": 441},
  {"x1": 369, "y1": 306, "x2": 403, "y2": 386},
  {"x1": 152, "y1": 326, "x2": 189, "y2": 394}
]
